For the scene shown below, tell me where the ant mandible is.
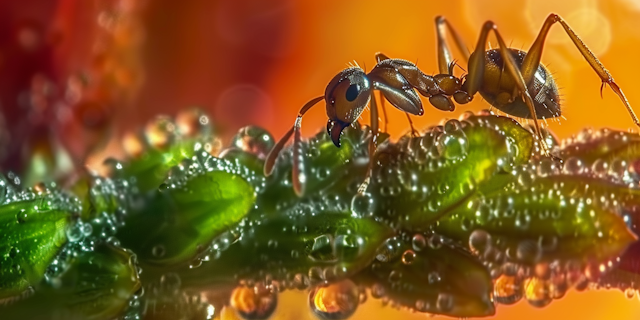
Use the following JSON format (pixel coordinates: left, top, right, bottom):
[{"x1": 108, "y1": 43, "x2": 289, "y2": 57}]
[{"x1": 264, "y1": 13, "x2": 640, "y2": 197}]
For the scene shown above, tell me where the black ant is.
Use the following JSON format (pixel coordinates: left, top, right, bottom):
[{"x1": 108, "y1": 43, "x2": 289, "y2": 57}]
[{"x1": 264, "y1": 13, "x2": 640, "y2": 197}]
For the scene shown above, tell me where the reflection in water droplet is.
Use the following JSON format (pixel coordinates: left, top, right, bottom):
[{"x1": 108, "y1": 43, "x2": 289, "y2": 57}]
[
  {"x1": 175, "y1": 108, "x2": 212, "y2": 138},
  {"x1": 494, "y1": 275, "x2": 523, "y2": 305},
  {"x1": 230, "y1": 284, "x2": 278, "y2": 320},
  {"x1": 524, "y1": 277, "x2": 551, "y2": 308},
  {"x1": 309, "y1": 279, "x2": 359, "y2": 320},
  {"x1": 145, "y1": 116, "x2": 177, "y2": 149},
  {"x1": 401, "y1": 250, "x2": 415, "y2": 265},
  {"x1": 230, "y1": 126, "x2": 275, "y2": 160}
]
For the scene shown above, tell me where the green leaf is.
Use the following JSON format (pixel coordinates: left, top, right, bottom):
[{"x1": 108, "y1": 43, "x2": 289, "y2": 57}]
[
  {"x1": 370, "y1": 114, "x2": 533, "y2": 230},
  {"x1": 1, "y1": 243, "x2": 140, "y2": 320},
  {"x1": 120, "y1": 144, "x2": 196, "y2": 193},
  {"x1": 436, "y1": 174, "x2": 637, "y2": 267},
  {"x1": 0, "y1": 190, "x2": 72, "y2": 299},
  {"x1": 117, "y1": 169, "x2": 254, "y2": 268},
  {"x1": 173, "y1": 212, "x2": 394, "y2": 292},
  {"x1": 356, "y1": 234, "x2": 494, "y2": 317},
  {"x1": 558, "y1": 128, "x2": 640, "y2": 164}
]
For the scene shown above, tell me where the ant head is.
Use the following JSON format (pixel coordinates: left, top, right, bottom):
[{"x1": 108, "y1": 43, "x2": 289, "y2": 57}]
[{"x1": 324, "y1": 67, "x2": 372, "y2": 147}]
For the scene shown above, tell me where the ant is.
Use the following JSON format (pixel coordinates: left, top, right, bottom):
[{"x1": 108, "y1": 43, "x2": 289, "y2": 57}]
[{"x1": 264, "y1": 13, "x2": 640, "y2": 197}]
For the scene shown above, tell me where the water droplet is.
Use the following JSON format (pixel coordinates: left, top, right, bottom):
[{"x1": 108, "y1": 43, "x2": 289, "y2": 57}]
[
  {"x1": 350, "y1": 193, "x2": 375, "y2": 218},
  {"x1": 411, "y1": 234, "x2": 426, "y2": 251},
  {"x1": 537, "y1": 159, "x2": 558, "y2": 177},
  {"x1": 309, "y1": 234, "x2": 335, "y2": 262},
  {"x1": 468, "y1": 230, "x2": 491, "y2": 255},
  {"x1": 517, "y1": 240, "x2": 542, "y2": 263},
  {"x1": 160, "y1": 273, "x2": 182, "y2": 295},
  {"x1": 517, "y1": 170, "x2": 534, "y2": 187},
  {"x1": 563, "y1": 157, "x2": 585, "y2": 175},
  {"x1": 388, "y1": 270, "x2": 402, "y2": 283},
  {"x1": 334, "y1": 234, "x2": 364, "y2": 261},
  {"x1": 16, "y1": 210, "x2": 27, "y2": 224},
  {"x1": 175, "y1": 108, "x2": 211, "y2": 138},
  {"x1": 625, "y1": 288, "x2": 636, "y2": 299},
  {"x1": 436, "y1": 293, "x2": 453, "y2": 312},
  {"x1": 8, "y1": 247, "x2": 18, "y2": 259},
  {"x1": 494, "y1": 275, "x2": 522, "y2": 305},
  {"x1": 80, "y1": 223, "x2": 93, "y2": 236},
  {"x1": 370, "y1": 283, "x2": 386, "y2": 299},
  {"x1": 230, "y1": 126, "x2": 275, "y2": 160},
  {"x1": 591, "y1": 159, "x2": 609, "y2": 177},
  {"x1": 66, "y1": 224, "x2": 84, "y2": 242},
  {"x1": 428, "y1": 271, "x2": 441, "y2": 284},
  {"x1": 524, "y1": 277, "x2": 551, "y2": 308},
  {"x1": 230, "y1": 284, "x2": 278, "y2": 320},
  {"x1": 401, "y1": 250, "x2": 415, "y2": 265},
  {"x1": 427, "y1": 234, "x2": 443, "y2": 249},
  {"x1": 145, "y1": 116, "x2": 177, "y2": 149},
  {"x1": 309, "y1": 279, "x2": 359, "y2": 320},
  {"x1": 121, "y1": 131, "x2": 147, "y2": 159},
  {"x1": 152, "y1": 245, "x2": 166, "y2": 258},
  {"x1": 436, "y1": 119, "x2": 468, "y2": 160}
]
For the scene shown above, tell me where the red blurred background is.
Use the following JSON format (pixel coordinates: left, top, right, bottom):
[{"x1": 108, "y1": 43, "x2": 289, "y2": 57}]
[{"x1": 2, "y1": 0, "x2": 640, "y2": 319}]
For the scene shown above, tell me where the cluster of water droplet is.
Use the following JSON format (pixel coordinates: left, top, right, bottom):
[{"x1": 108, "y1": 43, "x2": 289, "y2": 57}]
[
  {"x1": 162, "y1": 149, "x2": 266, "y2": 195},
  {"x1": 124, "y1": 272, "x2": 215, "y2": 320},
  {"x1": 3, "y1": 108, "x2": 640, "y2": 320}
]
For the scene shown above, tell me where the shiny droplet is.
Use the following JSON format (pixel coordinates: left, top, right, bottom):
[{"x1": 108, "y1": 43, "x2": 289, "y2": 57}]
[
  {"x1": 436, "y1": 119, "x2": 468, "y2": 160},
  {"x1": 468, "y1": 229, "x2": 491, "y2": 255},
  {"x1": 401, "y1": 250, "x2": 415, "y2": 265},
  {"x1": 230, "y1": 284, "x2": 278, "y2": 320},
  {"x1": 524, "y1": 277, "x2": 551, "y2": 308},
  {"x1": 309, "y1": 279, "x2": 359, "y2": 320},
  {"x1": 350, "y1": 193, "x2": 375, "y2": 218},
  {"x1": 175, "y1": 108, "x2": 212, "y2": 138},
  {"x1": 230, "y1": 126, "x2": 275, "y2": 160},
  {"x1": 145, "y1": 116, "x2": 177, "y2": 149},
  {"x1": 494, "y1": 275, "x2": 523, "y2": 305},
  {"x1": 411, "y1": 234, "x2": 426, "y2": 252}
]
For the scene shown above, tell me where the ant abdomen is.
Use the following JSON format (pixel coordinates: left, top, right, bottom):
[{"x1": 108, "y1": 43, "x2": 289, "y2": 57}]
[{"x1": 474, "y1": 48, "x2": 561, "y2": 120}]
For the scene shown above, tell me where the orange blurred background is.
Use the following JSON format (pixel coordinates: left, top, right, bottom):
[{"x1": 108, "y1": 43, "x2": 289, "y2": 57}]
[{"x1": 3, "y1": 0, "x2": 640, "y2": 319}]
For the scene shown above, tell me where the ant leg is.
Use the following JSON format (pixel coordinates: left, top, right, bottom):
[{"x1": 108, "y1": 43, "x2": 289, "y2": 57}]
[
  {"x1": 264, "y1": 96, "x2": 324, "y2": 197},
  {"x1": 357, "y1": 92, "x2": 380, "y2": 195},
  {"x1": 379, "y1": 92, "x2": 389, "y2": 133},
  {"x1": 435, "y1": 16, "x2": 471, "y2": 74},
  {"x1": 467, "y1": 21, "x2": 553, "y2": 156},
  {"x1": 520, "y1": 13, "x2": 640, "y2": 128},
  {"x1": 405, "y1": 113, "x2": 419, "y2": 137},
  {"x1": 264, "y1": 127, "x2": 293, "y2": 176}
]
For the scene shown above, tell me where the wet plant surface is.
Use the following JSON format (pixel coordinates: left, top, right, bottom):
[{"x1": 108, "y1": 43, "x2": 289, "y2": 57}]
[{"x1": 1, "y1": 109, "x2": 639, "y2": 319}]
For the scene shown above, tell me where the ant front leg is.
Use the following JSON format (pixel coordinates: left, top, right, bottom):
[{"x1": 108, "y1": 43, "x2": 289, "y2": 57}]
[
  {"x1": 466, "y1": 21, "x2": 556, "y2": 158},
  {"x1": 521, "y1": 13, "x2": 640, "y2": 128},
  {"x1": 357, "y1": 92, "x2": 380, "y2": 195},
  {"x1": 264, "y1": 96, "x2": 324, "y2": 197}
]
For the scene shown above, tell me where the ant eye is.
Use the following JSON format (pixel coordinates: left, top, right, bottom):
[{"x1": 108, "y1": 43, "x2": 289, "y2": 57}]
[{"x1": 345, "y1": 84, "x2": 360, "y2": 102}]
